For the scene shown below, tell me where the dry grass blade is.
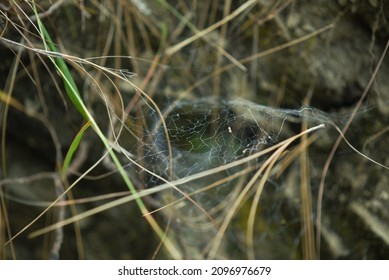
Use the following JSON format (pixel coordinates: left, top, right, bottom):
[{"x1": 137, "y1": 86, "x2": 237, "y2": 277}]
[
  {"x1": 160, "y1": 0, "x2": 246, "y2": 71},
  {"x1": 208, "y1": 124, "x2": 324, "y2": 259},
  {"x1": 165, "y1": 0, "x2": 258, "y2": 56},
  {"x1": 316, "y1": 40, "x2": 389, "y2": 258},
  {"x1": 246, "y1": 143, "x2": 288, "y2": 259},
  {"x1": 300, "y1": 88, "x2": 315, "y2": 260},
  {"x1": 184, "y1": 24, "x2": 333, "y2": 97}
]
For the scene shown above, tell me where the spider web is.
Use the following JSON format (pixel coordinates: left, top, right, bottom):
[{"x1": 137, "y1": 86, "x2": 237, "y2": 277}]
[
  {"x1": 119, "y1": 98, "x2": 320, "y2": 180},
  {"x1": 111, "y1": 96, "x2": 326, "y2": 258}
]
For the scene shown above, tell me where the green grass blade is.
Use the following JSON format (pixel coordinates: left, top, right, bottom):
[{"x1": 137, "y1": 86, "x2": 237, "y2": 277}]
[
  {"x1": 61, "y1": 121, "x2": 91, "y2": 177},
  {"x1": 30, "y1": 3, "x2": 181, "y2": 258},
  {"x1": 32, "y1": 5, "x2": 88, "y2": 120}
]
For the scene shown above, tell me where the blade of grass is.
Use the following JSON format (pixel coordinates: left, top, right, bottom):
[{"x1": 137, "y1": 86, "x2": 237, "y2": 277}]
[
  {"x1": 159, "y1": 0, "x2": 246, "y2": 70},
  {"x1": 300, "y1": 85, "x2": 316, "y2": 260},
  {"x1": 61, "y1": 121, "x2": 91, "y2": 178},
  {"x1": 33, "y1": 10, "x2": 88, "y2": 121},
  {"x1": 9, "y1": 4, "x2": 183, "y2": 259},
  {"x1": 207, "y1": 124, "x2": 325, "y2": 259},
  {"x1": 165, "y1": 0, "x2": 257, "y2": 56},
  {"x1": 246, "y1": 141, "x2": 287, "y2": 259},
  {"x1": 316, "y1": 40, "x2": 389, "y2": 258}
]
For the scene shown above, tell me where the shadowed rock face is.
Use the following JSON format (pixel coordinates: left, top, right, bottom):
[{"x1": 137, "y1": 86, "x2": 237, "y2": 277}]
[{"x1": 0, "y1": 1, "x2": 388, "y2": 259}]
